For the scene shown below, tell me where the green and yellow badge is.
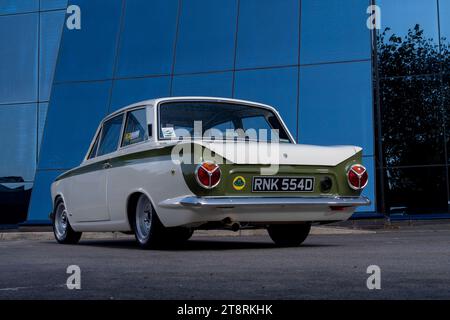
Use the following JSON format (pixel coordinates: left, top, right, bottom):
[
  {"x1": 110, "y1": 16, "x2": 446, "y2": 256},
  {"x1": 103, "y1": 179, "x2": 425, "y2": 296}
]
[{"x1": 232, "y1": 176, "x2": 246, "y2": 191}]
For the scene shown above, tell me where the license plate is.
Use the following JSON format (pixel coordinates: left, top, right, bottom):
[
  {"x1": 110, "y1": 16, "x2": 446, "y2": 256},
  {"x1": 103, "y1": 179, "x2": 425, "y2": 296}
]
[{"x1": 252, "y1": 176, "x2": 315, "y2": 192}]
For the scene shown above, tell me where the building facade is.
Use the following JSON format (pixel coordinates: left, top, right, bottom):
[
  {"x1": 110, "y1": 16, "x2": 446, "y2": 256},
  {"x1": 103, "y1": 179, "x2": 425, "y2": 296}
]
[
  {"x1": 0, "y1": 0, "x2": 448, "y2": 224},
  {"x1": 0, "y1": 0, "x2": 66, "y2": 223}
]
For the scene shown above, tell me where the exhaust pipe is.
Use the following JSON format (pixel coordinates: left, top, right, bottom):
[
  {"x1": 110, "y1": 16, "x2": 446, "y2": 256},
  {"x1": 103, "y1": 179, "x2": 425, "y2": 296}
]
[{"x1": 222, "y1": 218, "x2": 241, "y2": 232}]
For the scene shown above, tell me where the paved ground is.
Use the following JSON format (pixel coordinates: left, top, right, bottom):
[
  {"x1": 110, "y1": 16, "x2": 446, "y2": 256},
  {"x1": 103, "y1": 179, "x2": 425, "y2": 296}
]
[{"x1": 0, "y1": 226, "x2": 449, "y2": 300}]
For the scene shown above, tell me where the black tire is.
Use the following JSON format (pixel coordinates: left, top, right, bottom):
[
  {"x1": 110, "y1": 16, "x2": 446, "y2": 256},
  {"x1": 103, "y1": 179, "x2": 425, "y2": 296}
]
[
  {"x1": 52, "y1": 199, "x2": 82, "y2": 244},
  {"x1": 267, "y1": 223, "x2": 311, "y2": 247},
  {"x1": 132, "y1": 194, "x2": 166, "y2": 249},
  {"x1": 164, "y1": 227, "x2": 194, "y2": 244}
]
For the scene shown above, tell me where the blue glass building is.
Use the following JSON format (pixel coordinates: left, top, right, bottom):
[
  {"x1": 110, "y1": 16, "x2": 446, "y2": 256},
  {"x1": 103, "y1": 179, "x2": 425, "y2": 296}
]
[{"x1": 1, "y1": 0, "x2": 449, "y2": 224}]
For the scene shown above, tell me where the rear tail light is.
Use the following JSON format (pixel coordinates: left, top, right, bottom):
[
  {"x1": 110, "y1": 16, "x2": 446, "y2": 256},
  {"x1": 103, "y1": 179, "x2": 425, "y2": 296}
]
[
  {"x1": 347, "y1": 164, "x2": 368, "y2": 190},
  {"x1": 195, "y1": 162, "x2": 221, "y2": 189}
]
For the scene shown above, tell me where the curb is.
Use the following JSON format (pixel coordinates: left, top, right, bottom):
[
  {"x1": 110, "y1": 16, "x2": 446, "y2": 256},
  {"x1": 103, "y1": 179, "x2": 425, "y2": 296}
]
[{"x1": 0, "y1": 227, "x2": 374, "y2": 241}]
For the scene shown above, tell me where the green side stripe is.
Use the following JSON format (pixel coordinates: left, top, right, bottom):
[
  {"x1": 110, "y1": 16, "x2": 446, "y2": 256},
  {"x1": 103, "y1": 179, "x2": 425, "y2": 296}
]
[{"x1": 55, "y1": 146, "x2": 174, "y2": 181}]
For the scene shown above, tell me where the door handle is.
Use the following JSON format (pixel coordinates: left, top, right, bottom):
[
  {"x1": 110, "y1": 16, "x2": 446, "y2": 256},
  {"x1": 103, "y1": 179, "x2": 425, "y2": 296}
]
[{"x1": 103, "y1": 162, "x2": 112, "y2": 169}]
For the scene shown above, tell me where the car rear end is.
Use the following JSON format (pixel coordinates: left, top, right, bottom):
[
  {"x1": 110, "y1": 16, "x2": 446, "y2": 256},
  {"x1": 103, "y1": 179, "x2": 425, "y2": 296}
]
[{"x1": 160, "y1": 142, "x2": 370, "y2": 226}]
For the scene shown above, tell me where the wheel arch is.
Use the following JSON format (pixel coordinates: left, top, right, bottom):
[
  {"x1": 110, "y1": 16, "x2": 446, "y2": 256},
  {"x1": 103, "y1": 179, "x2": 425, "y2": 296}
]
[
  {"x1": 50, "y1": 193, "x2": 65, "y2": 221},
  {"x1": 126, "y1": 189, "x2": 158, "y2": 231}
]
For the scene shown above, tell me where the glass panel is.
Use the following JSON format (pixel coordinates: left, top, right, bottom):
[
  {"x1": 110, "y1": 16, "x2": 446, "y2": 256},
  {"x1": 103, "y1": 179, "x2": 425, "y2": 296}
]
[
  {"x1": 172, "y1": 72, "x2": 232, "y2": 98},
  {"x1": 174, "y1": 0, "x2": 238, "y2": 73},
  {"x1": 441, "y1": 0, "x2": 450, "y2": 74},
  {"x1": 299, "y1": 61, "x2": 373, "y2": 154},
  {"x1": 236, "y1": 0, "x2": 299, "y2": 69},
  {"x1": 54, "y1": 0, "x2": 122, "y2": 82},
  {"x1": 377, "y1": 0, "x2": 440, "y2": 77},
  {"x1": 0, "y1": 182, "x2": 33, "y2": 224},
  {"x1": 234, "y1": 67, "x2": 298, "y2": 139},
  {"x1": 40, "y1": 0, "x2": 68, "y2": 11},
  {"x1": 38, "y1": 81, "x2": 111, "y2": 169},
  {"x1": 121, "y1": 108, "x2": 148, "y2": 147},
  {"x1": 27, "y1": 169, "x2": 65, "y2": 222},
  {"x1": 110, "y1": 76, "x2": 170, "y2": 112},
  {"x1": 38, "y1": 102, "x2": 48, "y2": 156},
  {"x1": 0, "y1": 13, "x2": 38, "y2": 104},
  {"x1": 39, "y1": 10, "x2": 65, "y2": 101},
  {"x1": 384, "y1": 166, "x2": 448, "y2": 215},
  {"x1": 158, "y1": 101, "x2": 291, "y2": 142},
  {"x1": 88, "y1": 129, "x2": 101, "y2": 159},
  {"x1": 443, "y1": 76, "x2": 450, "y2": 164},
  {"x1": 116, "y1": 0, "x2": 179, "y2": 78},
  {"x1": 300, "y1": 0, "x2": 371, "y2": 65},
  {"x1": 0, "y1": 0, "x2": 38, "y2": 14},
  {"x1": 97, "y1": 114, "x2": 124, "y2": 156},
  {"x1": 0, "y1": 104, "x2": 37, "y2": 183},
  {"x1": 380, "y1": 75, "x2": 445, "y2": 167}
]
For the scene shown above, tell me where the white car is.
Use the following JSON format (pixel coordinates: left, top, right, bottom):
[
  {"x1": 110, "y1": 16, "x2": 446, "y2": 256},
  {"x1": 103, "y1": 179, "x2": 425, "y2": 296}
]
[{"x1": 50, "y1": 97, "x2": 370, "y2": 248}]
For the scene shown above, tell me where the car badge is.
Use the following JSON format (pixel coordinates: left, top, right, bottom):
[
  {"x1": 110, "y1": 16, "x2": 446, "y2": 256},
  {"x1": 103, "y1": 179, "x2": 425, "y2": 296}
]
[{"x1": 232, "y1": 176, "x2": 246, "y2": 191}]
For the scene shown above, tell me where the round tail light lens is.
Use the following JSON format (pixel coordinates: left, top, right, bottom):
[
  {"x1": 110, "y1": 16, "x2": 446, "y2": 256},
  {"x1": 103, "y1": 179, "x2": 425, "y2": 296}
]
[
  {"x1": 195, "y1": 162, "x2": 221, "y2": 189},
  {"x1": 347, "y1": 164, "x2": 368, "y2": 190}
]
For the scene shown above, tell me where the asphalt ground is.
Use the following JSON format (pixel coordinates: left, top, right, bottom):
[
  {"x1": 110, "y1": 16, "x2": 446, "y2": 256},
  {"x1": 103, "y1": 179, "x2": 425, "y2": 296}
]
[{"x1": 0, "y1": 225, "x2": 449, "y2": 300}]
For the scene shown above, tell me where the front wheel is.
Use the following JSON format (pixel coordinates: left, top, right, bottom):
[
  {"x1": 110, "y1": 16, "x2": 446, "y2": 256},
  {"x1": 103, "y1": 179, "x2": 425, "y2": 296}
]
[
  {"x1": 52, "y1": 200, "x2": 82, "y2": 244},
  {"x1": 267, "y1": 223, "x2": 311, "y2": 247}
]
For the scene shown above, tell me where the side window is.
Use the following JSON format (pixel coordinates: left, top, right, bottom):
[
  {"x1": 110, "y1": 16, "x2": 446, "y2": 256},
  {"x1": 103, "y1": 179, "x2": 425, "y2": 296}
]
[
  {"x1": 121, "y1": 108, "x2": 148, "y2": 147},
  {"x1": 87, "y1": 129, "x2": 101, "y2": 159},
  {"x1": 97, "y1": 114, "x2": 124, "y2": 156},
  {"x1": 242, "y1": 116, "x2": 279, "y2": 142}
]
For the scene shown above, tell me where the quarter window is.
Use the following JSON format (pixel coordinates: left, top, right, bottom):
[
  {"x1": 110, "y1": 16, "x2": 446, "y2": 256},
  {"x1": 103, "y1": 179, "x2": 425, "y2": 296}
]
[
  {"x1": 121, "y1": 109, "x2": 148, "y2": 147},
  {"x1": 87, "y1": 129, "x2": 101, "y2": 159},
  {"x1": 97, "y1": 114, "x2": 124, "y2": 156}
]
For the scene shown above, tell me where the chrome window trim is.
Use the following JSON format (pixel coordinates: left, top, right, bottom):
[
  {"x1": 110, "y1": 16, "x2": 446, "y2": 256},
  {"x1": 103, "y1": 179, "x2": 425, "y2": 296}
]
[
  {"x1": 116, "y1": 112, "x2": 127, "y2": 150},
  {"x1": 155, "y1": 99, "x2": 296, "y2": 144},
  {"x1": 87, "y1": 126, "x2": 103, "y2": 160}
]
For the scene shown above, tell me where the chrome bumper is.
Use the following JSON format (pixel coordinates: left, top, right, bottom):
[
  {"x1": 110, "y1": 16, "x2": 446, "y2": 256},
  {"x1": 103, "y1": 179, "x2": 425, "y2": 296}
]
[{"x1": 159, "y1": 196, "x2": 371, "y2": 208}]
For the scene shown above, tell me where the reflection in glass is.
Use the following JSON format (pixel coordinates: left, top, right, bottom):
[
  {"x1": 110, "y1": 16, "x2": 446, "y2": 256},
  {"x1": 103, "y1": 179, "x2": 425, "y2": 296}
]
[
  {"x1": 439, "y1": 0, "x2": 450, "y2": 74},
  {"x1": 377, "y1": 0, "x2": 439, "y2": 60},
  {"x1": 443, "y1": 77, "x2": 450, "y2": 163},
  {"x1": 0, "y1": 182, "x2": 32, "y2": 224},
  {"x1": 377, "y1": 24, "x2": 442, "y2": 78},
  {"x1": 384, "y1": 166, "x2": 448, "y2": 215},
  {"x1": 380, "y1": 75, "x2": 445, "y2": 167},
  {"x1": 376, "y1": 1, "x2": 450, "y2": 214},
  {"x1": 0, "y1": 104, "x2": 37, "y2": 182}
]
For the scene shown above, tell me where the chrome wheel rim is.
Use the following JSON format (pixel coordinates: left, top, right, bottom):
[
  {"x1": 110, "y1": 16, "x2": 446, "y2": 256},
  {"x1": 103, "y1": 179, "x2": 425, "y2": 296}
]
[
  {"x1": 136, "y1": 196, "x2": 152, "y2": 242},
  {"x1": 54, "y1": 202, "x2": 68, "y2": 240}
]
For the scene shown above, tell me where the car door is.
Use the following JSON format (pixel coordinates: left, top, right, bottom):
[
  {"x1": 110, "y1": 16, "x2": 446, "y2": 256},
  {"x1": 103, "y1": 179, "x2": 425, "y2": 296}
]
[
  {"x1": 106, "y1": 107, "x2": 151, "y2": 223},
  {"x1": 68, "y1": 113, "x2": 124, "y2": 222}
]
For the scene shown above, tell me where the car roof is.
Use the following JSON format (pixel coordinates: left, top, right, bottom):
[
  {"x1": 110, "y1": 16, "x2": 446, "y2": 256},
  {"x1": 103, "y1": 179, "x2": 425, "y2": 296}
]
[{"x1": 106, "y1": 96, "x2": 279, "y2": 119}]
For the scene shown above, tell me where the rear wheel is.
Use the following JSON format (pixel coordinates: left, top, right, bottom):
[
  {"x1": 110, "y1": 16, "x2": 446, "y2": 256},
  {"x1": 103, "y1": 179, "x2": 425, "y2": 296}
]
[
  {"x1": 267, "y1": 223, "x2": 311, "y2": 247},
  {"x1": 133, "y1": 194, "x2": 165, "y2": 248},
  {"x1": 53, "y1": 200, "x2": 82, "y2": 244},
  {"x1": 164, "y1": 227, "x2": 194, "y2": 244},
  {"x1": 133, "y1": 194, "x2": 194, "y2": 248}
]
